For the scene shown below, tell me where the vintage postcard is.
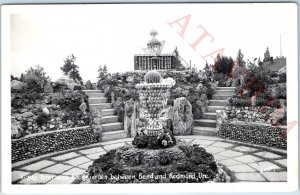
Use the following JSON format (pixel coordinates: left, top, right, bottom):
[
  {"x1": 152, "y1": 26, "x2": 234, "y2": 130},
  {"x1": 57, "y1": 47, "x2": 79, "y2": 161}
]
[{"x1": 1, "y1": 3, "x2": 298, "y2": 193}]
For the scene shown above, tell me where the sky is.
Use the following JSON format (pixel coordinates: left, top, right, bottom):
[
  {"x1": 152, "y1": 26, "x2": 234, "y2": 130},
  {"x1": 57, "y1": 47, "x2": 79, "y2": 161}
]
[{"x1": 9, "y1": 3, "x2": 297, "y2": 82}]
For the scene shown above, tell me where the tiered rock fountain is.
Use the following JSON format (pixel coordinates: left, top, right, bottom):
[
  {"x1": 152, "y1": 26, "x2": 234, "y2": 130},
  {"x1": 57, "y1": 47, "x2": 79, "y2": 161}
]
[{"x1": 85, "y1": 71, "x2": 229, "y2": 184}]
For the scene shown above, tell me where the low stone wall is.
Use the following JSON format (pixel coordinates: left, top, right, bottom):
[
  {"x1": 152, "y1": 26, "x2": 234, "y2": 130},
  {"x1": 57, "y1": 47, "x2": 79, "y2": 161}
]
[
  {"x1": 12, "y1": 126, "x2": 96, "y2": 162},
  {"x1": 218, "y1": 122, "x2": 287, "y2": 149}
]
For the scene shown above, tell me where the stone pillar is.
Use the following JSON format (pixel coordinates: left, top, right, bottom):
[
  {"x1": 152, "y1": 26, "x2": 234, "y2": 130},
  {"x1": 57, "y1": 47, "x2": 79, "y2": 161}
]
[
  {"x1": 131, "y1": 102, "x2": 137, "y2": 137},
  {"x1": 139, "y1": 56, "x2": 141, "y2": 70},
  {"x1": 159, "y1": 58, "x2": 161, "y2": 69},
  {"x1": 124, "y1": 99, "x2": 136, "y2": 137},
  {"x1": 111, "y1": 92, "x2": 115, "y2": 104},
  {"x1": 90, "y1": 107, "x2": 103, "y2": 142},
  {"x1": 216, "y1": 109, "x2": 227, "y2": 135}
]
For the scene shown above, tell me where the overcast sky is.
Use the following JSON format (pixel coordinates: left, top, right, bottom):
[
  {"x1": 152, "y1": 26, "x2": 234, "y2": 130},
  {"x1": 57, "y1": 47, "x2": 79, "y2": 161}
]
[{"x1": 9, "y1": 3, "x2": 297, "y2": 82}]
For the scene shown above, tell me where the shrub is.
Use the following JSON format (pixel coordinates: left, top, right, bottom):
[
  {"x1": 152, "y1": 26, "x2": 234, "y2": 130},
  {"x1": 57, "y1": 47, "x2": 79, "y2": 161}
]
[
  {"x1": 213, "y1": 55, "x2": 234, "y2": 76},
  {"x1": 21, "y1": 65, "x2": 50, "y2": 93},
  {"x1": 242, "y1": 66, "x2": 271, "y2": 97},
  {"x1": 271, "y1": 84, "x2": 286, "y2": 99},
  {"x1": 11, "y1": 91, "x2": 43, "y2": 109},
  {"x1": 279, "y1": 73, "x2": 286, "y2": 83},
  {"x1": 73, "y1": 85, "x2": 85, "y2": 90},
  {"x1": 36, "y1": 112, "x2": 50, "y2": 126},
  {"x1": 97, "y1": 77, "x2": 119, "y2": 89},
  {"x1": 229, "y1": 98, "x2": 251, "y2": 107},
  {"x1": 53, "y1": 82, "x2": 69, "y2": 93},
  {"x1": 257, "y1": 98, "x2": 281, "y2": 108}
]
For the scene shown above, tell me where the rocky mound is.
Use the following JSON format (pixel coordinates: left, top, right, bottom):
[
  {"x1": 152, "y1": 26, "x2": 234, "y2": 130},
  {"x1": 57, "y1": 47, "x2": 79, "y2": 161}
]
[{"x1": 86, "y1": 140, "x2": 228, "y2": 183}]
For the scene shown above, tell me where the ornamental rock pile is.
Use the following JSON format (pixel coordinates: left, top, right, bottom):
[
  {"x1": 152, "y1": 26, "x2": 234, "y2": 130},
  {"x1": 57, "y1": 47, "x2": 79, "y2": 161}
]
[
  {"x1": 87, "y1": 140, "x2": 222, "y2": 184},
  {"x1": 224, "y1": 106, "x2": 281, "y2": 124},
  {"x1": 11, "y1": 92, "x2": 91, "y2": 139}
]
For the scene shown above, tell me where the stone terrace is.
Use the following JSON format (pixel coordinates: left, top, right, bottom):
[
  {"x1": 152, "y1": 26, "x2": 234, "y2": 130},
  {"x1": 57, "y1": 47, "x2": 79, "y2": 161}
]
[{"x1": 12, "y1": 136, "x2": 287, "y2": 184}]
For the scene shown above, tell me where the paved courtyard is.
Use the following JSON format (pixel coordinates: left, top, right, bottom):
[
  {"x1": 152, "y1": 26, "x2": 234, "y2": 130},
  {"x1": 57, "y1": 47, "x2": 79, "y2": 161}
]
[{"x1": 12, "y1": 136, "x2": 287, "y2": 184}]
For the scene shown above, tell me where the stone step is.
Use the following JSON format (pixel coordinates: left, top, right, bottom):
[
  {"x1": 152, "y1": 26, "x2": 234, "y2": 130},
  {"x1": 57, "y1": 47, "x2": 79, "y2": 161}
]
[
  {"x1": 102, "y1": 116, "x2": 119, "y2": 124},
  {"x1": 90, "y1": 103, "x2": 112, "y2": 109},
  {"x1": 209, "y1": 100, "x2": 228, "y2": 106},
  {"x1": 102, "y1": 109, "x2": 115, "y2": 116},
  {"x1": 102, "y1": 130, "x2": 127, "y2": 142},
  {"x1": 216, "y1": 87, "x2": 236, "y2": 91},
  {"x1": 207, "y1": 106, "x2": 225, "y2": 112},
  {"x1": 194, "y1": 119, "x2": 216, "y2": 128},
  {"x1": 82, "y1": 90, "x2": 103, "y2": 93},
  {"x1": 88, "y1": 97, "x2": 107, "y2": 104},
  {"x1": 216, "y1": 90, "x2": 235, "y2": 95},
  {"x1": 85, "y1": 93, "x2": 105, "y2": 98},
  {"x1": 212, "y1": 94, "x2": 231, "y2": 100},
  {"x1": 201, "y1": 112, "x2": 217, "y2": 120},
  {"x1": 193, "y1": 126, "x2": 217, "y2": 136},
  {"x1": 102, "y1": 122, "x2": 123, "y2": 132}
]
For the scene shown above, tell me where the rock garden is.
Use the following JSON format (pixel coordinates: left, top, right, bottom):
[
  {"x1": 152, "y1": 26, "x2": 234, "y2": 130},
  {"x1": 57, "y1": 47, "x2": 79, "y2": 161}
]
[
  {"x1": 84, "y1": 71, "x2": 229, "y2": 183},
  {"x1": 10, "y1": 49, "x2": 288, "y2": 184},
  {"x1": 11, "y1": 78, "x2": 92, "y2": 139},
  {"x1": 214, "y1": 53, "x2": 287, "y2": 149}
]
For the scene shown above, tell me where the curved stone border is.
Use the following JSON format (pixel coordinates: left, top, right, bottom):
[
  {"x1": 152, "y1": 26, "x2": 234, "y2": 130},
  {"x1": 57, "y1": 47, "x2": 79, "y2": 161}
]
[
  {"x1": 218, "y1": 122, "x2": 287, "y2": 150},
  {"x1": 12, "y1": 126, "x2": 96, "y2": 162},
  {"x1": 12, "y1": 138, "x2": 134, "y2": 169}
]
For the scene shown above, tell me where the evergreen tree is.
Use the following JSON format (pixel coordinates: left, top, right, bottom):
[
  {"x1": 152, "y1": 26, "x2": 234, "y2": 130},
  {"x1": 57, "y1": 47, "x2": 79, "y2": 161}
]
[
  {"x1": 204, "y1": 61, "x2": 213, "y2": 78},
  {"x1": 263, "y1": 47, "x2": 271, "y2": 62},
  {"x1": 236, "y1": 49, "x2": 245, "y2": 67},
  {"x1": 97, "y1": 64, "x2": 108, "y2": 80},
  {"x1": 60, "y1": 54, "x2": 82, "y2": 83},
  {"x1": 258, "y1": 57, "x2": 263, "y2": 66},
  {"x1": 173, "y1": 47, "x2": 186, "y2": 71},
  {"x1": 212, "y1": 53, "x2": 221, "y2": 73},
  {"x1": 213, "y1": 54, "x2": 234, "y2": 76}
]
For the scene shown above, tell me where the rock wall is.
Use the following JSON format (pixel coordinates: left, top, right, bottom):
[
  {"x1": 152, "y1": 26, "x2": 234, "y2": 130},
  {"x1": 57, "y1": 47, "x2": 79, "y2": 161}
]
[
  {"x1": 11, "y1": 126, "x2": 96, "y2": 162},
  {"x1": 218, "y1": 122, "x2": 287, "y2": 149}
]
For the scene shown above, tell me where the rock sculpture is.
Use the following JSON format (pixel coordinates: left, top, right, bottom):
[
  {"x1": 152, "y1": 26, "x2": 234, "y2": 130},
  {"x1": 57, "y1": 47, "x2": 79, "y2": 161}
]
[{"x1": 172, "y1": 97, "x2": 193, "y2": 135}]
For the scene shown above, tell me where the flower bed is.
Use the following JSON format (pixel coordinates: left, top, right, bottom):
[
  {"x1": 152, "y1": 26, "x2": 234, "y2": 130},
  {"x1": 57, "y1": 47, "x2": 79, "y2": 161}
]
[
  {"x1": 11, "y1": 126, "x2": 95, "y2": 162},
  {"x1": 11, "y1": 91, "x2": 91, "y2": 139},
  {"x1": 224, "y1": 106, "x2": 283, "y2": 123},
  {"x1": 218, "y1": 122, "x2": 287, "y2": 149},
  {"x1": 85, "y1": 140, "x2": 229, "y2": 183}
]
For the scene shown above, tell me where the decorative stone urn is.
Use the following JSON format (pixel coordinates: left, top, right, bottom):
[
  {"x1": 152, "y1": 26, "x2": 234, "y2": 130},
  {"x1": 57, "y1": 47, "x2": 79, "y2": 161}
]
[{"x1": 136, "y1": 73, "x2": 174, "y2": 137}]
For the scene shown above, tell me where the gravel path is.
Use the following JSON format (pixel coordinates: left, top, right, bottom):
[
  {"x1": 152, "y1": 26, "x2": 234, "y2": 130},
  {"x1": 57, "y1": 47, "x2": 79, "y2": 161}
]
[{"x1": 12, "y1": 136, "x2": 287, "y2": 184}]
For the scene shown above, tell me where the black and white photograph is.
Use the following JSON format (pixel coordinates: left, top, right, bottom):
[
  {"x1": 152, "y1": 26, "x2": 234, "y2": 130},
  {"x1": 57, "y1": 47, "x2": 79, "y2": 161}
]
[{"x1": 1, "y1": 2, "x2": 298, "y2": 193}]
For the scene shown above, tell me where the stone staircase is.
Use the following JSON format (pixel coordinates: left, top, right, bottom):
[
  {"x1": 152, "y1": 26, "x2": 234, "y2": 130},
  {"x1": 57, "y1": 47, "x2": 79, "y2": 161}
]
[
  {"x1": 83, "y1": 90, "x2": 127, "y2": 142},
  {"x1": 193, "y1": 87, "x2": 235, "y2": 136}
]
